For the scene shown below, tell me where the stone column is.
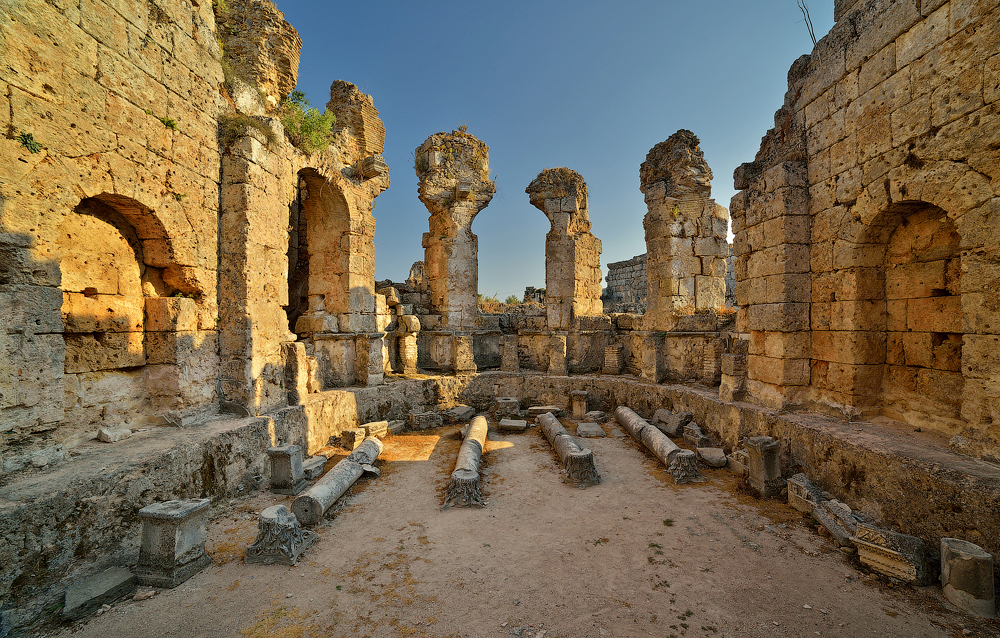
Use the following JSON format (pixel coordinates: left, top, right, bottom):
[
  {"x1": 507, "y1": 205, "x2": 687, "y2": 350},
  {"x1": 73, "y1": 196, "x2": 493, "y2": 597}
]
[
  {"x1": 525, "y1": 168, "x2": 603, "y2": 330},
  {"x1": 415, "y1": 128, "x2": 495, "y2": 330},
  {"x1": 639, "y1": 130, "x2": 729, "y2": 331},
  {"x1": 940, "y1": 538, "x2": 995, "y2": 618},
  {"x1": 746, "y1": 435, "x2": 783, "y2": 498}
]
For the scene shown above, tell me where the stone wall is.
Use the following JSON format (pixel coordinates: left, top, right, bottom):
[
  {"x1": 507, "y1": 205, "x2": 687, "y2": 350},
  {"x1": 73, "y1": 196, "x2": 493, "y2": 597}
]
[
  {"x1": 604, "y1": 253, "x2": 647, "y2": 313},
  {"x1": 1, "y1": 0, "x2": 226, "y2": 472},
  {"x1": 731, "y1": 0, "x2": 1000, "y2": 458}
]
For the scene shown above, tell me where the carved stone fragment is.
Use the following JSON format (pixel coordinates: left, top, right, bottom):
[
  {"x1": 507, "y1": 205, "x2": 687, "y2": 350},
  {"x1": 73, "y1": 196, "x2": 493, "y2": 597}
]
[
  {"x1": 851, "y1": 523, "x2": 932, "y2": 585},
  {"x1": 495, "y1": 396, "x2": 520, "y2": 419},
  {"x1": 245, "y1": 505, "x2": 317, "y2": 566},
  {"x1": 669, "y1": 450, "x2": 707, "y2": 484},
  {"x1": 266, "y1": 444, "x2": 306, "y2": 495},
  {"x1": 746, "y1": 436, "x2": 783, "y2": 498},
  {"x1": 787, "y1": 473, "x2": 826, "y2": 513},
  {"x1": 538, "y1": 412, "x2": 599, "y2": 488},
  {"x1": 443, "y1": 416, "x2": 489, "y2": 508}
]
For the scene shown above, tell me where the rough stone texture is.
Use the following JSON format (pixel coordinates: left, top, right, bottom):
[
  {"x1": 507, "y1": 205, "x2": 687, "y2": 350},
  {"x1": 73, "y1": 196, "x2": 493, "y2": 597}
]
[
  {"x1": 731, "y1": 0, "x2": 1000, "y2": 461},
  {"x1": 576, "y1": 423, "x2": 606, "y2": 438},
  {"x1": 62, "y1": 567, "x2": 136, "y2": 621},
  {"x1": 940, "y1": 538, "x2": 995, "y2": 618},
  {"x1": 266, "y1": 444, "x2": 306, "y2": 495},
  {"x1": 787, "y1": 473, "x2": 827, "y2": 513},
  {"x1": 640, "y1": 130, "x2": 730, "y2": 331},
  {"x1": 746, "y1": 436, "x2": 784, "y2": 499},
  {"x1": 498, "y1": 419, "x2": 527, "y2": 433},
  {"x1": 683, "y1": 422, "x2": 712, "y2": 448},
  {"x1": 415, "y1": 129, "x2": 495, "y2": 331},
  {"x1": 443, "y1": 416, "x2": 489, "y2": 508},
  {"x1": 697, "y1": 447, "x2": 728, "y2": 468},
  {"x1": 656, "y1": 411, "x2": 693, "y2": 438},
  {"x1": 409, "y1": 411, "x2": 443, "y2": 431},
  {"x1": 526, "y1": 168, "x2": 603, "y2": 329},
  {"x1": 668, "y1": 449, "x2": 707, "y2": 484}
]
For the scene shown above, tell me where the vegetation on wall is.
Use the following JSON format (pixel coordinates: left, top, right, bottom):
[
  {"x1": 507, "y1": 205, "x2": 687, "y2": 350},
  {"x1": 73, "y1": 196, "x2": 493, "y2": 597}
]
[{"x1": 280, "y1": 90, "x2": 336, "y2": 153}]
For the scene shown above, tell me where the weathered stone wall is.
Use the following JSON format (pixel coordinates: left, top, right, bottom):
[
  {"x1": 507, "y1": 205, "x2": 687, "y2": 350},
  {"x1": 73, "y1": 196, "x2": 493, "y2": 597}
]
[
  {"x1": 1, "y1": 0, "x2": 226, "y2": 472},
  {"x1": 526, "y1": 168, "x2": 603, "y2": 329},
  {"x1": 604, "y1": 253, "x2": 647, "y2": 313},
  {"x1": 731, "y1": 0, "x2": 1000, "y2": 458},
  {"x1": 641, "y1": 130, "x2": 730, "y2": 331}
]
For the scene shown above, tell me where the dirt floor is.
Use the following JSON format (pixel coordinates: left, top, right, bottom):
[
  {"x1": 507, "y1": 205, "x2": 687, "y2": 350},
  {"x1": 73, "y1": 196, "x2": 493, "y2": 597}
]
[{"x1": 48, "y1": 418, "x2": 995, "y2": 638}]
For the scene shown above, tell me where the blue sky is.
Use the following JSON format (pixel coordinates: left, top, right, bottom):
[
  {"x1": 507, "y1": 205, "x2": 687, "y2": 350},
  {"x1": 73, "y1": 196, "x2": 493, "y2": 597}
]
[{"x1": 276, "y1": 1, "x2": 833, "y2": 300}]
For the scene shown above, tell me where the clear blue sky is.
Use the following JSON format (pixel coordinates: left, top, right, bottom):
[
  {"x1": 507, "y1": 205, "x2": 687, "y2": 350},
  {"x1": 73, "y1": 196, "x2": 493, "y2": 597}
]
[{"x1": 276, "y1": 1, "x2": 833, "y2": 301}]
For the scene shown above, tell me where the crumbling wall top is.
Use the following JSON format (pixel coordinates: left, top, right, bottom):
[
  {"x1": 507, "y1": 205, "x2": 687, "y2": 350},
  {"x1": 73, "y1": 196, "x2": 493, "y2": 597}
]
[
  {"x1": 526, "y1": 167, "x2": 592, "y2": 234},
  {"x1": 415, "y1": 128, "x2": 495, "y2": 216},
  {"x1": 639, "y1": 129, "x2": 713, "y2": 198},
  {"x1": 216, "y1": 0, "x2": 302, "y2": 111},
  {"x1": 326, "y1": 80, "x2": 386, "y2": 159}
]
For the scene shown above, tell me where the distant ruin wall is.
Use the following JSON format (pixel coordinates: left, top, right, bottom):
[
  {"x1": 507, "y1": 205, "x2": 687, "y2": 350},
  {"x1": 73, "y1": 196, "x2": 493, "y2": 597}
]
[{"x1": 604, "y1": 254, "x2": 647, "y2": 313}]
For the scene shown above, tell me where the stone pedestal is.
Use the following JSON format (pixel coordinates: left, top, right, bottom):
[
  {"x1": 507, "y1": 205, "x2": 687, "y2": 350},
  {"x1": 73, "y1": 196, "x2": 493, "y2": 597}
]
[
  {"x1": 941, "y1": 538, "x2": 995, "y2": 618},
  {"x1": 571, "y1": 390, "x2": 588, "y2": 418},
  {"x1": 501, "y1": 334, "x2": 519, "y2": 372},
  {"x1": 267, "y1": 444, "x2": 306, "y2": 495},
  {"x1": 245, "y1": 505, "x2": 317, "y2": 566},
  {"x1": 746, "y1": 436, "x2": 783, "y2": 498},
  {"x1": 495, "y1": 396, "x2": 520, "y2": 419},
  {"x1": 603, "y1": 345, "x2": 623, "y2": 374},
  {"x1": 400, "y1": 333, "x2": 418, "y2": 374},
  {"x1": 135, "y1": 499, "x2": 212, "y2": 588}
]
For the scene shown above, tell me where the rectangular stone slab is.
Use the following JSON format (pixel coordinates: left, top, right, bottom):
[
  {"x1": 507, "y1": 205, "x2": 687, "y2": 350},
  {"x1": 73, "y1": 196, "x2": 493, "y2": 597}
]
[{"x1": 63, "y1": 567, "x2": 136, "y2": 620}]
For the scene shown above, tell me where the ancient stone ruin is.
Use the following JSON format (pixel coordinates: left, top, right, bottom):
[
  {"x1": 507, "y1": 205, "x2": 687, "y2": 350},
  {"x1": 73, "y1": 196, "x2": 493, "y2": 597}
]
[{"x1": 1, "y1": 0, "x2": 998, "y2": 632}]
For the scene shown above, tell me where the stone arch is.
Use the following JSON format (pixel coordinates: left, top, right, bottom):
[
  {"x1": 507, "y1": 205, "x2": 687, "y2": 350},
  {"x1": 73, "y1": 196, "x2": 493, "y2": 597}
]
[
  {"x1": 288, "y1": 168, "x2": 356, "y2": 336},
  {"x1": 848, "y1": 200, "x2": 964, "y2": 432}
]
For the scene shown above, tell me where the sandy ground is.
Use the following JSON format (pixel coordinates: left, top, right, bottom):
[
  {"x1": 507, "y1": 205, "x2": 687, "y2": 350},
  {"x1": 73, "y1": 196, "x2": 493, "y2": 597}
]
[{"x1": 47, "y1": 419, "x2": 994, "y2": 638}]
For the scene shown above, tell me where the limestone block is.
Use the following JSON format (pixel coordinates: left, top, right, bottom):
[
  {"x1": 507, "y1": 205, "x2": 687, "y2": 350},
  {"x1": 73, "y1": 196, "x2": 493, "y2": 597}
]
[
  {"x1": 940, "y1": 538, "x2": 995, "y2": 618},
  {"x1": 571, "y1": 390, "x2": 588, "y2": 418},
  {"x1": 398, "y1": 315, "x2": 420, "y2": 333},
  {"x1": 576, "y1": 423, "x2": 605, "y2": 438},
  {"x1": 585, "y1": 410, "x2": 606, "y2": 422},
  {"x1": 656, "y1": 411, "x2": 692, "y2": 437},
  {"x1": 746, "y1": 436, "x2": 783, "y2": 498},
  {"x1": 697, "y1": 447, "x2": 728, "y2": 468},
  {"x1": 409, "y1": 411, "x2": 442, "y2": 431},
  {"x1": 495, "y1": 396, "x2": 520, "y2": 418},
  {"x1": 851, "y1": 523, "x2": 932, "y2": 585},
  {"x1": 548, "y1": 334, "x2": 567, "y2": 375},
  {"x1": 444, "y1": 405, "x2": 475, "y2": 424},
  {"x1": 295, "y1": 313, "x2": 338, "y2": 334},
  {"x1": 302, "y1": 455, "x2": 327, "y2": 480},
  {"x1": 683, "y1": 422, "x2": 712, "y2": 448},
  {"x1": 62, "y1": 567, "x2": 136, "y2": 621},
  {"x1": 64, "y1": 331, "x2": 145, "y2": 373},
  {"x1": 727, "y1": 448, "x2": 749, "y2": 475},
  {"x1": 528, "y1": 405, "x2": 560, "y2": 417},
  {"x1": 339, "y1": 428, "x2": 366, "y2": 450},
  {"x1": 97, "y1": 426, "x2": 132, "y2": 443},
  {"x1": 1, "y1": 285, "x2": 63, "y2": 335},
  {"x1": 267, "y1": 445, "x2": 306, "y2": 495},
  {"x1": 135, "y1": 499, "x2": 212, "y2": 588},
  {"x1": 145, "y1": 297, "x2": 198, "y2": 332},
  {"x1": 454, "y1": 335, "x2": 476, "y2": 374},
  {"x1": 63, "y1": 293, "x2": 144, "y2": 334},
  {"x1": 361, "y1": 420, "x2": 389, "y2": 438},
  {"x1": 498, "y1": 418, "x2": 527, "y2": 433}
]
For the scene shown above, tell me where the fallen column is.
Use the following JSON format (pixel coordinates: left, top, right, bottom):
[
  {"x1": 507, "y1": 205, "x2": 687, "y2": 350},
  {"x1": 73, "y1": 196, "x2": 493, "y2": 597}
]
[
  {"x1": 443, "y1": 415, "x2": 489, "y2": 508},
  {"x1": 538, "y1": 412, "x2": 600, "y2": 488},
  {"x1": 292, "y1": 437, "x2": 383, "y2": 526},
  {"x1": 615, "y1": 406, "x2": 704, "y2": 484}
]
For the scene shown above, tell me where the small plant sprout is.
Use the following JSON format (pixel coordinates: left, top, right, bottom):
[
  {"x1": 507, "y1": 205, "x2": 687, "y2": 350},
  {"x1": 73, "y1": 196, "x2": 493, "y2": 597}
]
[{"x1": 16, "y1": 131, "x2": 42, "y2": 153}]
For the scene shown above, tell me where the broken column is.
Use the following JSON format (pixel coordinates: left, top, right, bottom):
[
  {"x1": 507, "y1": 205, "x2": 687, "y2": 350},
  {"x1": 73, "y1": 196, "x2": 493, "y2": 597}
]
[
  {"x1": 135, "y1": 499, "x2": 212, "y2": 587},
  {"x1": 537, "y1": 412, "x2": 599, "y2": 488},
  {"x1": 245, "y1": 504, "x2": 317, "y2": 566},
  {"x1": 615, "y1": 406, "x2": 705, "y2": 484},
  {"x1": 940, "y1": 538, "x2": 995, "y2": 618},
  {"x1": 525, "y1": 168, "x2": 603, "y2": 329},
  {"x1": 444, "y1": 415, "x2": 489, "y2": 508},
  {"x1": 639, "y1": 130, "x2": 729, "y2": 330},
  {"x1": 746, "y1": 435, "x2": 783, "y2": 498},
  {"x1": 415, "y1": 128, "x2": 496, "y2": 331},
  {"x1": 292, "y1": 436, "x2": 383, "y2": 525}
]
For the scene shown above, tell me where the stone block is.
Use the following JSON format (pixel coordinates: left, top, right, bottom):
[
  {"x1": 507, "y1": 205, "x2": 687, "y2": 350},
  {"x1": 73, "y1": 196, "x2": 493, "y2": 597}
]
[
  {"x1": 940, "y1": 538, "x2": 995, "y2": 618},
  {"x1": 498, "y1": 418, "x2": 527, "y2": 433},
  {"x1": 339, "y1": 428, "x2": 366, "y2": 449},
  {"x1": 62, "y1": 567, "x2": 136, "y2": 620},
  {"x1": 585, "y1": 410, "x2": 606, "y2": 422},
  {"x1": 656, "y1": 411, "x2": 693, "y2": 437},
  {"x1": 495, "y1": 396, "x2": 520, "y2": 418},
  {"x1": 443, "y1": 405, "x2": 476, "y2": 424},
  {"x1": 135, "y1": 499, "x2": 212, "y2": 588},
  {"x1": 245, "y1": 505, "x2": 317, "y2": 566},
  {"x1": 851, "y1": 523, "x2": 933, "y2": 585},
  {"x1": 97, "y1": 426, "x2": 132, "y2": 443},
  {"x1": 697, "y1": 447, "x2": 727, "y2": 468},
  {"x1": 398, "y1": 314, "x2": 420, "y2": 333},
  {"x1": 144, "y1": 296, "x2": 198, "y2": 332},
  {"x1": 409, "y1": 411, "x2": 442, "y2": 431},
  {"x1": 302, "y1": 455, "x2": 327, "y2": 480},
  {"x1": 360, "y1": 420, "x2": 389, "y2": 438},
  {"x1": 787, "y1": 473, "x2": 826, "y2": 513},
  {"x1": 295, "y1": 313, "x2": 338, "y2": 334},
  {"x1": 746, "y1": 436, "x2": 783, "y2": 498},
  {"x1": 576, "y1": 423, "x2": 605, "y2": 438},
  {"x1": 454, "y1": 335, "x2": 476, "y2": 374},
  {"x1": 683, "y1": 422, "x2": 712, "y2": 448},
  {"x1": 571, "y1": 390, "x2": 588, "y2": 418},
  {"x1": 651, "y1": 408, "x2": 672, "y2": 425},
  {"x1": 267, "y1": 445, "x2": 306, "y2": 495},
  {"x1": 528, "y1": 405, "x2": 560, "y2": 417},
  {"x1": 603, "y1": 344, "x2": 624, "y2": 374},
  {"x1": 727, "y1": 448, "x2": 749, "y2": 475}
]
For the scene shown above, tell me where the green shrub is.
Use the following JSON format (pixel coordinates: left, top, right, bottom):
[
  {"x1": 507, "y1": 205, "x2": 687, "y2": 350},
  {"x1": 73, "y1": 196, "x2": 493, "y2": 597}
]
[
  {"x1": 218, "y1": 113, "x2": 278, "y2": 149},
  {"x1": 280, "y1": 90, "x2": 336, "y2": 153},
  {"x1": 16, "y1": 131, "x2": 42, "y2": 153},
  {"x1": 504, "y1": 295, "x2": 520, "y2": 305}
]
